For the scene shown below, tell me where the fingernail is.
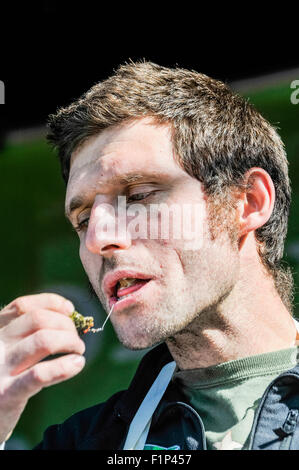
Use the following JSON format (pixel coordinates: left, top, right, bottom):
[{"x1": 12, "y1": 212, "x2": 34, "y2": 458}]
[{"x1": 72, "y1": 355, "x2": 85, "y2": 366}]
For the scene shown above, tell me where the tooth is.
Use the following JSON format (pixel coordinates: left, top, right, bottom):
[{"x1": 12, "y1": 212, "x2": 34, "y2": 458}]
[
  {"x1": 118, "y1": 278, "x2": 137, "y2": 288},
  {"x1": 117, "y1": 293, "x2": 131, "y2": 301}
]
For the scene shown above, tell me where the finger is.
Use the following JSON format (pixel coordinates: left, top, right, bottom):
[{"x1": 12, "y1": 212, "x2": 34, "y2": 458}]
[
  {"x1": 8, "y1": 353, "x2": 86, "y2": 401},
  {"x1": 3, "y1": 308, "x2": 78, "y2": 341},
  {"x1": 6, "y1": 330, "x2": 85, "y2": 376},
  {"x1": 0, "y1": 304, "x2": 19, "y2": 328},
  {"x1": 0, "y1": 293, "x2": 75, "y2": 328}
]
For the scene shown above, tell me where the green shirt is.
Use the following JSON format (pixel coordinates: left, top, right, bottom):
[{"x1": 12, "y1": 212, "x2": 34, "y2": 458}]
[{"x1": 173, "y1": 347, "x2": 298, "y2": 450}]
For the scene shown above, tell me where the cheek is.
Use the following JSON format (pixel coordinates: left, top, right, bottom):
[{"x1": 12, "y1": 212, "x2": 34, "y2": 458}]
[
  {"x1": 159, "y1": 204, "x2": 206, "y2": 249},
  {"x1": 177, "y1": 235, "x2": 232, "y2": 282},
  {"x1": 79, "y1": 242, "x2": 87, "y2": 266},
  {"x1": 79, "y1": 243, "x2": 102, "y2": 280}
]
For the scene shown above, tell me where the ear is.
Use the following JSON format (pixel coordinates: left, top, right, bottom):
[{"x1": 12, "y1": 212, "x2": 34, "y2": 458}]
[{"x1": 236, "y1": 168, "x2": 275, "y2": 250}]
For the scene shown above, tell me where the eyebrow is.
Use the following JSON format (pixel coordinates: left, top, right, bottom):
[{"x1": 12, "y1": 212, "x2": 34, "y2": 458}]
[{"x1": 65, "y1": 171, "x2": 163, "y2": 220}]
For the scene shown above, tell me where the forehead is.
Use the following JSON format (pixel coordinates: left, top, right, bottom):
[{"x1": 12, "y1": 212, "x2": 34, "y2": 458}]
[
  {"x1": 69, "y1": 118, "x2": 174, "y2": 175},
  {"x1": 66, "y1": 118, "x2": 188, "y2": 206}
]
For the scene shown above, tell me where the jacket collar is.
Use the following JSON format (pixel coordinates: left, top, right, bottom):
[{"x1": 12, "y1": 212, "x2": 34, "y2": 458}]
[{"x1": 114, "y1": 318, "x2": 299, "y2": 424}]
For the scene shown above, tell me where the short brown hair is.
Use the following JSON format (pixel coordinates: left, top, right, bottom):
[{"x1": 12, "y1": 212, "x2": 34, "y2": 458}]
[{"x1": 47, "y1": 61, "x2": 294, "y2": 312}]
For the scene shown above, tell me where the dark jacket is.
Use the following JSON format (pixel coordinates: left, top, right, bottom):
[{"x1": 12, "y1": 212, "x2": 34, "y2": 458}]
[{"x1": 33, "y1": 342, "x2": 299, "y2": 450}]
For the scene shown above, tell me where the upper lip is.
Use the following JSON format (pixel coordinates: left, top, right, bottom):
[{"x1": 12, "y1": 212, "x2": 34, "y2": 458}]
[{"x1": 102, "y1": 270, "x2": 154, "y2": 300}]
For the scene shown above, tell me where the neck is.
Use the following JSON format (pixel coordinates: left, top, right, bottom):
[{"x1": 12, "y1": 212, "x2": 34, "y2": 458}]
[{"x1": 166, "y1": 257, "x2": 297, "y2": 370}]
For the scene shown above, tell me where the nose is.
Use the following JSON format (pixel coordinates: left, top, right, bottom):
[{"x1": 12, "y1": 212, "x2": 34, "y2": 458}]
[{"x1": 85, "y1": 201, "x2": 131, "y2": 256}]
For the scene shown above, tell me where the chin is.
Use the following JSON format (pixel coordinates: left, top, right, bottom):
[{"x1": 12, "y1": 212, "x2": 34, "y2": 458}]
[{"x1": 116, "y1": 329, "x2": 164, "y2": 351}]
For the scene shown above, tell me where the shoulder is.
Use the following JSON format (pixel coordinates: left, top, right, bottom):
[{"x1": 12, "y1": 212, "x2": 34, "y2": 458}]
[
  {"x1": 33, "y1": 390, "x2": 125, "y2": 449},
  {"x1": 33, "y1": 343, "x2": 173, "y2": 449}
]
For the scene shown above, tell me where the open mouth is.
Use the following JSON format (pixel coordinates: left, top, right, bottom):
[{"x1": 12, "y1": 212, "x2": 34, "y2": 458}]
[{"x1": 110, "y1": 277, "x2": 151, "y2": 304}]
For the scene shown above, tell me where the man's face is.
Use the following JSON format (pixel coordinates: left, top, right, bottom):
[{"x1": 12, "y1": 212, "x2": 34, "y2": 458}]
[{"x1": 65, "y1": 118, "x2": 240, "y2": 349}]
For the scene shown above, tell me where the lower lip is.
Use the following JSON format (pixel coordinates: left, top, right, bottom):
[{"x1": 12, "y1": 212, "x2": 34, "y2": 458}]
[{"x1": 109, "y1": 280, "x2": 153, "y2": 311}]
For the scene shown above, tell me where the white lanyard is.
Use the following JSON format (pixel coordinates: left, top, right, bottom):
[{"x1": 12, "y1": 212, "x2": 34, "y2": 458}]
[{"x1": 123, "y1": 361, "x2": 176, "y2": 450}]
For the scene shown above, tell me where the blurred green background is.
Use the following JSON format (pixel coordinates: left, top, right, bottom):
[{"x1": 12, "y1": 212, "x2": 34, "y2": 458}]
[{"x1": 0, "y1": 80, "x2": 299, "y2": 449}]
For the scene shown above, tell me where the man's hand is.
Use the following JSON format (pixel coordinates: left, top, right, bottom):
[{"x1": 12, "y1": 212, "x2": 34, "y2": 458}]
[{"x1": 0, "y1": 293, "x2": 86, "y2": 443}]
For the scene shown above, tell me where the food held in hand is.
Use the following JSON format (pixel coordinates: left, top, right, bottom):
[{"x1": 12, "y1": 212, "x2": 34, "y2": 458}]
[{"x1": 71, "y1": 311, "x2": 94, "y2": 335}]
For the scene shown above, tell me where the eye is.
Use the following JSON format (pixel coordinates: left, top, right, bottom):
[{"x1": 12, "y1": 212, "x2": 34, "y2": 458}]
[
  {"x1": 127, "y1": 192, "x2": 154, "y2": 203},
  {"x1": 74, "y1": 217, "x2": 90, "y2": 233}
]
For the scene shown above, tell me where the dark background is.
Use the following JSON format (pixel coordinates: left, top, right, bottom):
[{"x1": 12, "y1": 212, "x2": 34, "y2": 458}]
[{"x1": 0, "y1": 2, "x2": 298, "y2": 133}]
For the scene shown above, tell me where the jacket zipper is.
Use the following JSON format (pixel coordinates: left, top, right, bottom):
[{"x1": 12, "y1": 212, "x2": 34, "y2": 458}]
[{"x1": 248, "y1": 371, "x2": 299, "y2": 450}]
